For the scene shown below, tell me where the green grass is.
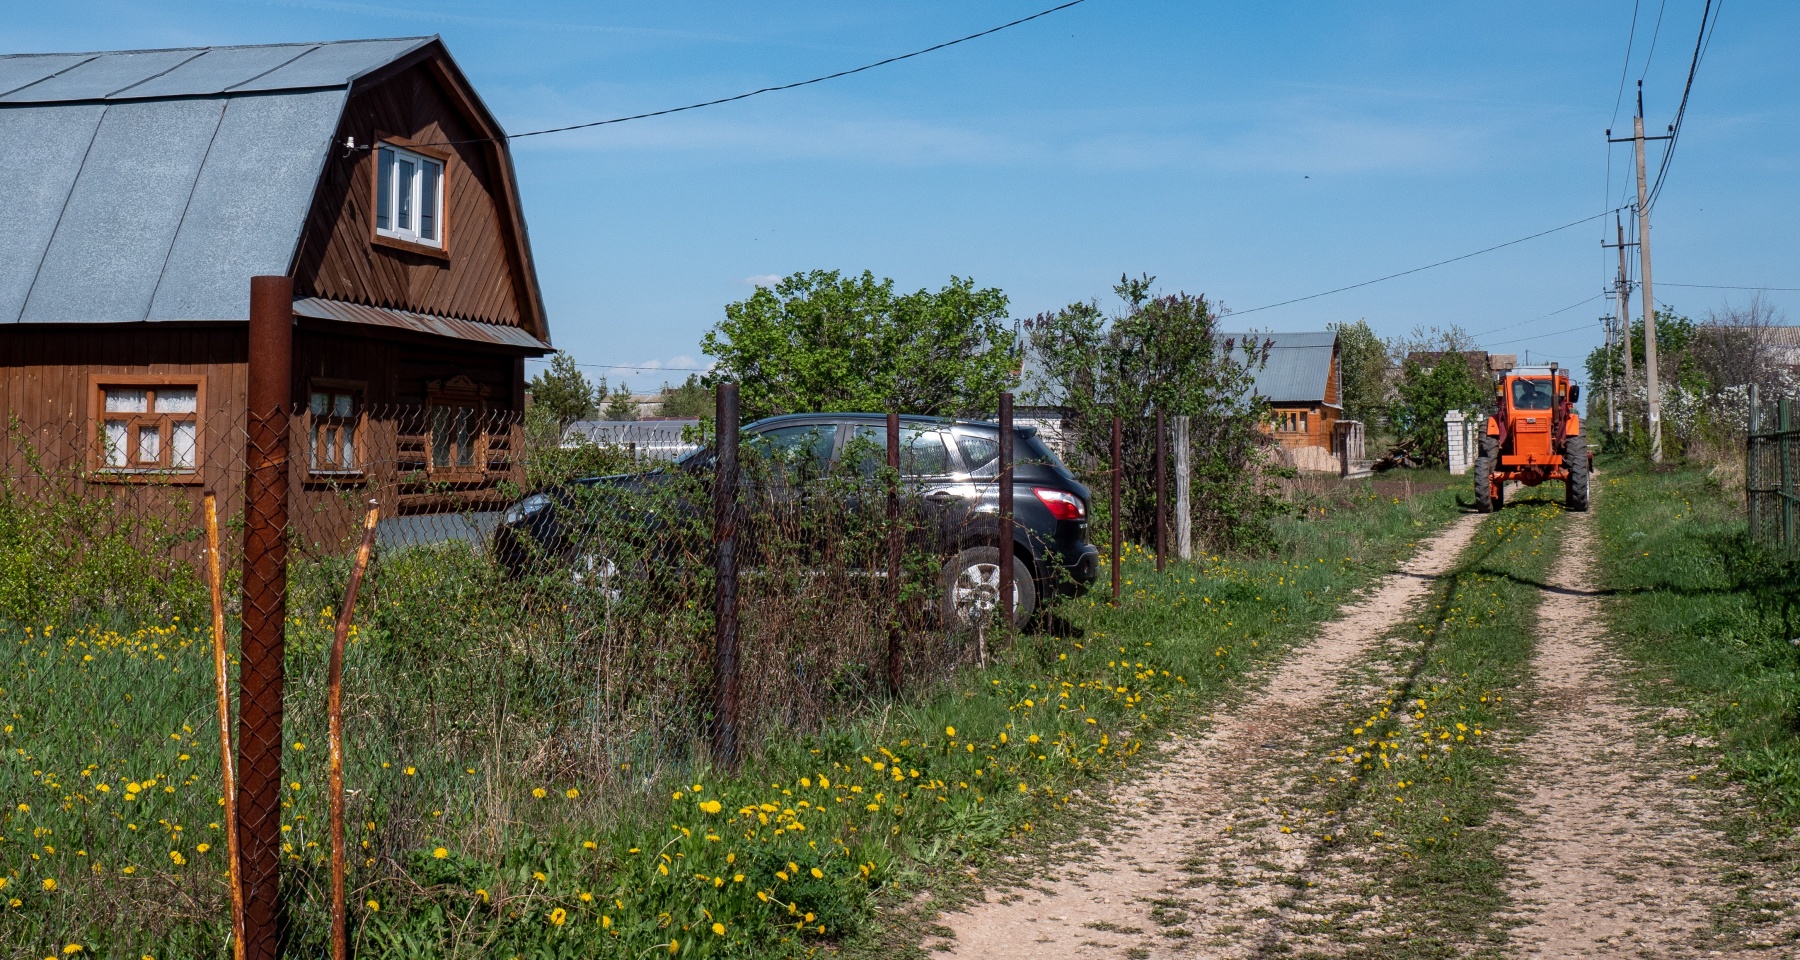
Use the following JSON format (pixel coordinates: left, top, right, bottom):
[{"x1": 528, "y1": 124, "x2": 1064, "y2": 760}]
[
  {"x1": 2, "y1": 477, "x2": 1464, "y2": 960},
  {"x1": 1284, "y1": 495, "x2": 1564, "y2": 959},
  {"x1": 1592, "y1": 460, "x2": 1800, "y2": 817}
]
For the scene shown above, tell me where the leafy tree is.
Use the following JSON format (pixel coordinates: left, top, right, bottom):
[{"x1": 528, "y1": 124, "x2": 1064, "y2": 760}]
[
  {"x1": 1330, "y1": 318, "x2": 1389, "y2": 429},
  {"x1": 602, "y1": 383, "x2": 639, "y2": 421},
  {"x1": 1389, "y1": 351, "x2": 1486, "y2": 465},
  {"x1": 657, "y1": 374, "x2": 715, "y2": 419},
  {"x1": 1024, "y1": 274, "x2": 1285, "y2": 551},
  {"x1": 527, "y1": 353, "x2": 599, "y2": 427},
  {"x1": 703, "y1": 270, "x2": 1018, "y2": 420}
]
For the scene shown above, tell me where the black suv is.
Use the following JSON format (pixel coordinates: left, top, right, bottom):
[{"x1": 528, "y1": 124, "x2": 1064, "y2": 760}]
[{"x1": 492, "y1": 413, "x2": 1099, "y2": 626}]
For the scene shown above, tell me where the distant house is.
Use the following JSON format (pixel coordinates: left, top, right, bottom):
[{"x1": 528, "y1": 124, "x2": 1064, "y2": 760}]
[
  {"x1": 1220, "y1": 331, "x2": 1344, "y2": 470},
  {"x1": 0, "y1": 37, "x2": 551, "y2": 542}
]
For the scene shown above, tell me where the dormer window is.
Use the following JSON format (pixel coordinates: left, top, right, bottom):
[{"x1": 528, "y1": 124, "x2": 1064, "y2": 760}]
[{"x1": 374, "y1": 141, "x2": 445, "y2": 249}]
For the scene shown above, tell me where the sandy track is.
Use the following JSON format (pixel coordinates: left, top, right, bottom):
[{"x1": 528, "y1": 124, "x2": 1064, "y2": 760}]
[
  {"x1": 1500, "y1": 507, "x2": 1794, "y2": 957},
  {"x1": 927, "y1": 514, "x2": 1485, "y2": 959}
]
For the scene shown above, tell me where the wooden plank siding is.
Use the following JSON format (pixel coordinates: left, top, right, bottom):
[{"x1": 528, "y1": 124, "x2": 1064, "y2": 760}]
[{"x1": 291, "y1": 61, "x2": 532, "y2": 331}]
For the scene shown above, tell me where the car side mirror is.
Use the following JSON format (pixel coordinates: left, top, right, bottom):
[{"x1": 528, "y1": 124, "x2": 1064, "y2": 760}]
[{"x1": 1568, "y1": 385, "x2": 1580, "y2": 404}]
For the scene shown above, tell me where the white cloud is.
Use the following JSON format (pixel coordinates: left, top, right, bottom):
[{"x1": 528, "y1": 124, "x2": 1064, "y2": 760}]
[{"x1": 740, "y1": 274, "x2": 783, "y2": 286}]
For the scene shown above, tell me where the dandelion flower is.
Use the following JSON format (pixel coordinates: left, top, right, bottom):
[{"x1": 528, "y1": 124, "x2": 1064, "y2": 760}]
[
  {"x1": 945, "y1": 726, "x2": 956, "y2": 738},
  {"x1": 582, "y1": 840, "x2": 597, "y2": 850},
  {"x1": 432, "y1": 847, "x2": 448, "y2": 859},
  {"x1": 42, "y1": 879, "x2": 56, "y2": 892},
  {"x1": 712, "y1": 922, "x2": 726, "y2": 935},
  {"x1": 63, "y1": 946, "x2": 83, "y2": 955},
  {"x1": 579, "y1": 892, "x2": 593, "y2": 902},
  {"x1": 698, "y1": 800, "x2": 722, "y2": 815},
  {"x1": 366, "y1": 900, "x2": 379, "y2": 912},
  {"x1": 565, "y1": 788, "x2": 579, "y2": 799},
  {"x1": 602, "y1": 915, "x2": 612, "y2": 930},
  {"x1": 548, "y1": 907, "x2": 567, "y2": 926},
  {"x1": 809, "y1": 867, "x2": 823, "y2": 879},
  {"x1": 532, "y1": 788, "x2": 547, "y2": 799}
]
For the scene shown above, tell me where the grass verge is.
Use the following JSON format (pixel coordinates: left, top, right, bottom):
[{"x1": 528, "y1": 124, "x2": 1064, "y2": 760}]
[
  {"x1": 2, "y1": 480, "x2": 1461, "y2": 960},
  {"x1": 1591, "y1": 459, "x2": 1800, "y2": 947}
]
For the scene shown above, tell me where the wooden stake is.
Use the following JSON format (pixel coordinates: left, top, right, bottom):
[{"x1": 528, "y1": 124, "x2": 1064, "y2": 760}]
[
  {"x1": 329, "y1": 502, "x2": 380, "y2": 960},
  {"x1": 203, "y1": 492, "x2": 246, "y2": 960}
]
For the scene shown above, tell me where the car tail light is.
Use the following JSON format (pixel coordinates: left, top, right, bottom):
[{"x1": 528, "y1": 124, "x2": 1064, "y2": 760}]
[{"x1": 1033, "y1": 487, "x2": 1086, "y2": 521}]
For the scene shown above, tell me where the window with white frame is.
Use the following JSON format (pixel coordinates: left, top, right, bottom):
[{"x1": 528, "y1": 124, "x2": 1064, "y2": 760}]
[{"x1": 375, "y1": 142, "x2": 445, "y2": 248}]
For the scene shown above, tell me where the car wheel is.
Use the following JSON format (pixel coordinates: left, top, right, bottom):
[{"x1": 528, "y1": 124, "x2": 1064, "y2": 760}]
[{"x1": 940, "y1": 546, "x2": 1035, "y2": 630}]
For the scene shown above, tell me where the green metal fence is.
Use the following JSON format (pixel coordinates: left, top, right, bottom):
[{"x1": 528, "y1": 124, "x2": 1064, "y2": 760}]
[{"x1": 1748, "y1": 395, "x2": 1799, "y2": 556}]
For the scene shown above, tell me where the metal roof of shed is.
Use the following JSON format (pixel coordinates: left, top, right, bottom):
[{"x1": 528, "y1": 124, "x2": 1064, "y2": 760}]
[
  {"x1": 0, "y1": 38, "x2": 441, "y2": 326},
  {"x1": 1219, "y1": 331, "x2": 1338, "y2": 404}
]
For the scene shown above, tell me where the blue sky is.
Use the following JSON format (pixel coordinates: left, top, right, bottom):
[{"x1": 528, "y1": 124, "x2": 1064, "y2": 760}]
[{"x1": 14, "y1": 1, "x2": 1798, "y2": 388}]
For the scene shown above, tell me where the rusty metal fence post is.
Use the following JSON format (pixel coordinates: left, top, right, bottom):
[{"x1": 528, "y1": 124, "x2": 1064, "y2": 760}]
[
  {"x1": 998, "y1": 392, "x2": 1014, "y2": 636},
  {"x1": 1110, "y1": 415, "x2": 1121, "y2": 605},
  {"x1": 886, "y1": 411, "x2": 902, "y2": 694},
  {"x1": 1155, "y1": 407, "x2": 1166, "y2": 574},
  {"x1": 712, "y1": 383, "x2": 741, "y2": 770},
  {"x1": 238, "y1": 275, "x2": 292, "y2": 960}
]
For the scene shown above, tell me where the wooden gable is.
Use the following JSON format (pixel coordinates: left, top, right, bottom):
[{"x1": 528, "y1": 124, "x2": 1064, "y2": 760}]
[{"x1": 290, "y1": 46, "x2": 546, "y2": 341}]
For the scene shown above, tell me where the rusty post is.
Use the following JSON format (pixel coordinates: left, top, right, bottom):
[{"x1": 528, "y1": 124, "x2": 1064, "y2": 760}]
[
  {"x1": 204, "y1": 493, "x2": 246, "y2": 960},
  {"x1": 239, "y1": 275, "x2": 291, "y2": 960},
  {"x1": 712, "y1": 383, "x2": 741, "y2": 770},
  {"x1": 886, "y1": 411, "x2": 902, "y2": 695},
  {"x1": 1155, "y1": 407, "x2": 1166, "y2": 574},
  {"x1": 998, "y1": 393, "x2": 1014, "y2": 636},
  {"x1": 1111, "y1": 415, "x2": 1122, "y2": 605},
  {"x1": 328, "y1": 502, "x2": 379, "y2": 960}
]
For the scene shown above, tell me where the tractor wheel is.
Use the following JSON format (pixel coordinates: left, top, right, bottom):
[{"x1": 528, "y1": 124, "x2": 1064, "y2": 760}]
[
  {"x1": 1473, "y1": 437, "x2": 1499, "y2": 513},
  {"x1": 1564, "y1": 435, "x2": 1591, "y2": 512}
]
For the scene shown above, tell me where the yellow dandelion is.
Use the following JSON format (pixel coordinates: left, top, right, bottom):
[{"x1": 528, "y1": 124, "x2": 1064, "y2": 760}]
[
  {"x1": 548, "y1": 907, "x2": 567, "y2": 926},
  {"x1": 432, "y1": 847, "x2": 448, "y2": 859},
  {"x1": 366, "y1": 900, "x2": 379, "y2": 912},
  {"x1": 698, "y1": 799, "x2": 722, "y2": 814},
  {"x1": 712, "y1": 922, "x2": 726, "y2": 935},
  {"x1": 42, "y1": 878, "x2": 56, "y2": 892},
  {"x1": 565, "y1": 788, "x2": 579, "y2": 799},
  {"x1": 532, "y1": 787, "x2": 547, "y2": 799},
  {"x1": 945, "y1": 726, "x2": 956, "y2": 737}
]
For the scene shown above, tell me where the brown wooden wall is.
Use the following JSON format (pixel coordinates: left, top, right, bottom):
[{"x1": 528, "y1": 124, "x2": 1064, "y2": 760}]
[
  {"x1": 1262, "y1": 403, "x2": 1341, "y2": 450},
  {"x1": 2, "y1": 323, "x2": 527, "y2": 554},
  {"x1": 292, "y1": 61, "x2": 535, "y2": 332}
]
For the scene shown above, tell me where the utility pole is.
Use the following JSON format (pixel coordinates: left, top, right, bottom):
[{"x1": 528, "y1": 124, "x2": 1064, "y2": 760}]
[
  {"x1": 1603, "y1": 215, "x2": 1636, "y2": 436},
  {"x1": 1610, "y1": 83, "x2": 1673, "y2": 461},
  {"x1": 1601, "y1": 315, "x2": 1617, "y2": 433}
]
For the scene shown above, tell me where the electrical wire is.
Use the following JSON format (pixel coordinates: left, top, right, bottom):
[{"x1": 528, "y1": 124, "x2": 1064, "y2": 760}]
[
  {"x1": 1658, "y1": 282, "x2": 1800, "y2": 292},
  {"x1": 423, "y1": 0, "x2": 1091, "y2": 147},
  {"x1": 1229, "y1": 205, "x2": 1630, "y2": 317},
  {"x1": 1645, "y1": 0, "x2": 1723, "y2": 211},
  {"x1": 1610, "y1": 0, "x2": 1643, "y2": 129},
  {"x1": 1466, "y1": 292, "x2": 1607, "y2": 340},
  {"x1": 1638, "y1": 0, "x2": 1671, "y2": 82}
]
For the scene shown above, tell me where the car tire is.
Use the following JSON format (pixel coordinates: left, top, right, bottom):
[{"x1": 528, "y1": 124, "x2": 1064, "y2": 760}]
[
  {"x1": 941, "y1": 546, "x2": 1035, "y2": 631},
  {"x1": 1474, "y1": 436, "x2": 1499, "y2": 513}
]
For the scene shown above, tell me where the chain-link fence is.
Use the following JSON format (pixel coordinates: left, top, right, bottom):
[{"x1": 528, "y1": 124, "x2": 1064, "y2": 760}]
[
  {"x1": 2, "y1": 389, "x2": 1080, "y2": 956},
  {"x1": 1748, "y1": 395, "x2": 1799, "y2": 556}
]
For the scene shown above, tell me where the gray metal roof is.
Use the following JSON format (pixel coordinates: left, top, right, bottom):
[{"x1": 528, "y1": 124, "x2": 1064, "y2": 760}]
[
  {"x1": 1219, "y1": 331, "x2": 1338, "y2": 404},
  {"x1": 0, "y1": 38, "x2": 433, "y2": 325},
  {"x1": 0, "y1": 38, "x2": 432, "y2": 103},
  {"x1": 294, "y1": 297, "x2": 551, "y2": 353}
]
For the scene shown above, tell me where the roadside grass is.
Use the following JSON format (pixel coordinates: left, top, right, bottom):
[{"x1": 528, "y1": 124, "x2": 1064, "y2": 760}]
[
  {"x1": 1592, "y1": 459, "x2": 1800, "y2": 947},
  {"x1": 1281, "y1": 495, "x2": 1563, "y2": 959},
  {"x1": 2, "y1": 479, "x2": 1461, "y2": 960}
]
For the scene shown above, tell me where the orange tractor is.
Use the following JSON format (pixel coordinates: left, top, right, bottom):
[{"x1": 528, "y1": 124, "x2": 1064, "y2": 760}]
[{"x1": 1474, "y1": 363, "x2": 1591, "y2": 513}]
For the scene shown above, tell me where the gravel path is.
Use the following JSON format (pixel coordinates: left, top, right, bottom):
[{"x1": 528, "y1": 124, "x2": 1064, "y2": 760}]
[{"x1": 926, "y1": 514, "x2": 1485, "y2": 959}]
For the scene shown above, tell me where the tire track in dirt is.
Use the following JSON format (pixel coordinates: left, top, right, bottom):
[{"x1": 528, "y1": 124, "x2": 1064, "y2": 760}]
[
  {"x1": 925, "y1": 513, "x2": 1485, "y2": 959},
  {"x1": 1499, "y1": 505, "x2": 1798, "y2": 957}
]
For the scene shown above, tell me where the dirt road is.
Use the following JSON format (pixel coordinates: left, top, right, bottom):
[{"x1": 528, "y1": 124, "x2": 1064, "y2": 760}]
[{"x1": 926, "y1": 514, "x2": 1486, "y2": 959}]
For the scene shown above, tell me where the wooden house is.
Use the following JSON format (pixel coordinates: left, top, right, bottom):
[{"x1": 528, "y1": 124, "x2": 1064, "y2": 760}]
[
  {"x1": 0, "y1": 37, "x2": 552, "y2": 546},
  {"x1": 1221, "y1": 331, "x2": 1343, "y2": 471}
]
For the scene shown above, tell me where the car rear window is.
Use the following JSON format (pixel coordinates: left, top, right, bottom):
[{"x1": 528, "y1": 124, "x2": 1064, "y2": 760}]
[{"x1": 956, "y1": 428, "x2": 1075, "y2": 481}]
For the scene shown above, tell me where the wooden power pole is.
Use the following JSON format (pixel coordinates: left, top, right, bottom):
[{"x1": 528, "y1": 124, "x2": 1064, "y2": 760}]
[{"x1": 1604, "y1": 216, "x2": 1635, "y2": 436}]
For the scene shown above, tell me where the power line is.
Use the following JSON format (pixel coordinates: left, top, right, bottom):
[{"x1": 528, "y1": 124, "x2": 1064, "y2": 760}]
[
  {"x1": 1658, "y1": 282, "x2": 1800, "y2": 292},
  {"x1": 526, "y1": 358, "x2": 714, "y2": 372},
  {"x1": 1229, "y1": 205, "x2": 1629, "y2": 317},
  {"x1": 1466, "y1": 292, "x2": 1607, "y2": 340},
  {"x1": 1637, "y1": 0, "x2": 1671, "y2": 82},
  {"x1": 1609, "y1": 0, "x2": 1643, "y2": 129},
  {"x1": 427, "y1": 0, "x2": 1091, "y2": 146},
  {"x1": 1645, "y1": 0, "x2": 1723, "y2": 211}
]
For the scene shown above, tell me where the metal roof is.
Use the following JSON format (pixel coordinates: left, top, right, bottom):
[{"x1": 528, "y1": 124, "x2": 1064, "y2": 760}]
[
  {"x1": 1219, "y1": 331, "x2": 1338, "y2": 404},
  {"x1": 0, "y1": 38, "x2": 439, "y2": 326},
  {"x1": 0, "y1": 38, "x2": 432, "y2": 103},
  {"x1": 293, "y1": 297, "x2": 551, "y2": 354}
]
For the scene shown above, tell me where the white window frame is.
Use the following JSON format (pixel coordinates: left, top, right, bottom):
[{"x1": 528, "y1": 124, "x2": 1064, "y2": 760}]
[{"x1": 374, "y1": 141, "x2": 445, "y2": 249}]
